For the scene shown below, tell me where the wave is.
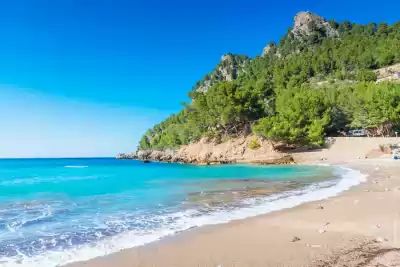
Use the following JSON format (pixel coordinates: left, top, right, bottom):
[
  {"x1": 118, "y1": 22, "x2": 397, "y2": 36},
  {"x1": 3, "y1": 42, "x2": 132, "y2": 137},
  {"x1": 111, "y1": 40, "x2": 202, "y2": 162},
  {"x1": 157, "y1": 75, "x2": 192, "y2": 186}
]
[
  {"x1": 5, "y1": 209, "x2": 54, "y2": 232},
  {"x1": 64, "y1": 166, "x2": 88, "y2": 168},
  {"x1": 0, "y1": 166, "x2": 366, "y2": 267}
]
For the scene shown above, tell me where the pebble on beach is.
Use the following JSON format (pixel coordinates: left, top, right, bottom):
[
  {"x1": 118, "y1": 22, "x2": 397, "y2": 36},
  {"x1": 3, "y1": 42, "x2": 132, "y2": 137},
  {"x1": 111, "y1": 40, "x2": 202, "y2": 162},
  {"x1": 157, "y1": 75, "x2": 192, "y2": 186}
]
[{"x1": 291, "y1": 236, "x2": 301, "y2": 242}]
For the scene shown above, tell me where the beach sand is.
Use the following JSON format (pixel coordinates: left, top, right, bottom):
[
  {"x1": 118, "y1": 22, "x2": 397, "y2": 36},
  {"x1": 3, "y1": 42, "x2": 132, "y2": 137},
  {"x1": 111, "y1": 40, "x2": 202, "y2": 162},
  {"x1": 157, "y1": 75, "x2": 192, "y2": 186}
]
[{"x1": 67, "y1": 139, "x2": 400, "y2": 267}]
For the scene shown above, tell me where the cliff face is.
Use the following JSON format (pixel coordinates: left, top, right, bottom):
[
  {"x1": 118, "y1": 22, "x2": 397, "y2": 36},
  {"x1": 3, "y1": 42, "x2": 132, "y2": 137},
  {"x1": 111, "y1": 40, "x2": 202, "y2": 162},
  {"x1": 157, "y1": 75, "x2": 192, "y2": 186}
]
[{"x1": 122, "y1": 135, "x2": 294, "y2": 165}]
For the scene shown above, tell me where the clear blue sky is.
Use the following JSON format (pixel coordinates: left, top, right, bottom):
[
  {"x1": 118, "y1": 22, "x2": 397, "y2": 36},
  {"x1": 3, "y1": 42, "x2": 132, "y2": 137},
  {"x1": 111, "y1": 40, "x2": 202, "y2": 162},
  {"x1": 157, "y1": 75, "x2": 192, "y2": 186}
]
[{"x1": 0, "y1": 0, "x2": 398, "y2": 158}]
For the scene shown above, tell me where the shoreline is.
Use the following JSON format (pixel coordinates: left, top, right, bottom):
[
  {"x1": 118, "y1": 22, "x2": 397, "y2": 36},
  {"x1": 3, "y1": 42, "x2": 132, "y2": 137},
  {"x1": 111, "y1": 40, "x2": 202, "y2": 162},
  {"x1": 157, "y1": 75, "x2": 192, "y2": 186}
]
[
  {"x1": 65, "y1": 157, "x2": 400, "y2": 267},
  {"x1": 117, "y1": 137, "x2": 400, "y2": 166}
]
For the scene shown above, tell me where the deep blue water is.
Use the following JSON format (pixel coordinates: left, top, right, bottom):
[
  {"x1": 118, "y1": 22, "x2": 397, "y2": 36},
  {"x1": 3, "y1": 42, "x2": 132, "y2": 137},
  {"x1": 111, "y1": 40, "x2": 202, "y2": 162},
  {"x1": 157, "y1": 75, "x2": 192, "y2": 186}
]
[{"x1": 0, "y1": 158, "x2": 361, "y2": 267}]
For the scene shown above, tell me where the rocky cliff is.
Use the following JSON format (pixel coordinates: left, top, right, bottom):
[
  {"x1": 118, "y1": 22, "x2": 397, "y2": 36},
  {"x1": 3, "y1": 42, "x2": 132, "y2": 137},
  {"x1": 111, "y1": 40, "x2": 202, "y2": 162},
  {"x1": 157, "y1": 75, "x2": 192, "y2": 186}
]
[
  {"x1": 120, "y1": 135, "x2": 294, "y2": 165},
  {"x1": 261, "y1": 11, "x2": 339, "y2": 57},
  {"x1": 195, "y1": 53, "x2": 250, "y2": 93},
  {"x1": 292, "y1": 11, "x2": 338, "y2": 39}
]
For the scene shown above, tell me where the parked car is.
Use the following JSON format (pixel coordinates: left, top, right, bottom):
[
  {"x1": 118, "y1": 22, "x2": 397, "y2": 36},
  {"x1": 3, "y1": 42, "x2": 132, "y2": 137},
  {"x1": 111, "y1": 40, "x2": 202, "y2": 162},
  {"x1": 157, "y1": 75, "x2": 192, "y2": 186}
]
[{"x1": 348, "y1": 129, "x2": 366, "y2": 137}]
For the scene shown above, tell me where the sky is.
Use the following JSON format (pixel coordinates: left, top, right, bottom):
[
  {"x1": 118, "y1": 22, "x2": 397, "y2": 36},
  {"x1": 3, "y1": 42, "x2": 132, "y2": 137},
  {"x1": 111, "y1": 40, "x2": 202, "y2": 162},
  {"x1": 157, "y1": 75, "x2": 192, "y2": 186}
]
[{"x1": 0, "y1": 0, "x2": 398, "y2": 158}]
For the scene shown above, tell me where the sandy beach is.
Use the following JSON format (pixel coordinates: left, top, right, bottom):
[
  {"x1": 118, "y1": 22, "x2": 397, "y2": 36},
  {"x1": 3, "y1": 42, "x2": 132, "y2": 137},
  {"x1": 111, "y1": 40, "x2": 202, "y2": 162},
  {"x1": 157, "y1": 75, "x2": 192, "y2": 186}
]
[{"x1": 67, "y1": 138, "x2": 400, "y2": 267}]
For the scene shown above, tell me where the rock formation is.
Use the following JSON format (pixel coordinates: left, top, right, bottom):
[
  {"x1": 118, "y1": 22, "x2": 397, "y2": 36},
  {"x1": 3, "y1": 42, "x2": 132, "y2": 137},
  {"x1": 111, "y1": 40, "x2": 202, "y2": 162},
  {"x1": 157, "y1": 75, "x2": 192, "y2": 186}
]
[
  {"x1": 196, "y1": 54, "x2": 250, "y2": 93},
  {"x1": 292, "y1": 11, "x2": 338, "y2": 39},
  {"x1": 122, "y1": 135, "x2": 294, "y2": 165},
  {"x1": 261, "y1": 41, "x2": 277, "y2": 57}
]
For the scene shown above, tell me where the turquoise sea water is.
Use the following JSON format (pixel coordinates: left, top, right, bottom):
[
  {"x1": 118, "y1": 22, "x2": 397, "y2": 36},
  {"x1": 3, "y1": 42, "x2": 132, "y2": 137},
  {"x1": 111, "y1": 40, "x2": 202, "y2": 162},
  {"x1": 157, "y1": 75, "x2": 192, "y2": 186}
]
[{"x1": 0, "y1": 158, "x2": 364, "y2": 267}]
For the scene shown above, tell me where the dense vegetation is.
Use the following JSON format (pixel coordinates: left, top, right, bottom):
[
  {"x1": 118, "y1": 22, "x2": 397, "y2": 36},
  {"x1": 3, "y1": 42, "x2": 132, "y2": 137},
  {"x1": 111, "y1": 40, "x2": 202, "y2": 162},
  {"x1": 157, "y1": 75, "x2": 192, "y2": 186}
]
[{"x1": 139, "y1": 17, "x2": 400, "y2": 150}]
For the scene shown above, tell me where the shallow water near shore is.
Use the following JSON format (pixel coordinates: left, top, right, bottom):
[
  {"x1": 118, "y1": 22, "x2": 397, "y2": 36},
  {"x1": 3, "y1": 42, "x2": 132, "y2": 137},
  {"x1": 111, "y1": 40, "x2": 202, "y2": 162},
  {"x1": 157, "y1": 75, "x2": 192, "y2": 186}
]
[{"x1": 0, "y1": 158, "x2": 364, "y2": 267}]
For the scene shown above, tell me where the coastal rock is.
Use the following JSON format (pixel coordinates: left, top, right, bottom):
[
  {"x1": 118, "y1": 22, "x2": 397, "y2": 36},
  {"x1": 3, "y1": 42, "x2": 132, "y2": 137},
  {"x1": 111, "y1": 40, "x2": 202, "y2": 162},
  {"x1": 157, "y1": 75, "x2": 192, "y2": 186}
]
[
  {"x1": 117, "y1": 135, "x2": 294, "y2": 165},
  {"x1": 116, "y1": 152, "x2": 136, "y2": 159},
  {"x1": 292, "y1": 11, "x2": 338, "y2": 39}
]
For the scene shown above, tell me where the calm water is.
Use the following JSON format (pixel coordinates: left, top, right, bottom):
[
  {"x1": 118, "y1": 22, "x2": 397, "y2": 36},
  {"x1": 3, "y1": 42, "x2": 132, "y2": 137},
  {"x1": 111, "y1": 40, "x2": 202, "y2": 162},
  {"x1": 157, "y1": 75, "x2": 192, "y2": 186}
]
[{"x1": 0, "y1": 158, "x2": 364, "y2": 267}]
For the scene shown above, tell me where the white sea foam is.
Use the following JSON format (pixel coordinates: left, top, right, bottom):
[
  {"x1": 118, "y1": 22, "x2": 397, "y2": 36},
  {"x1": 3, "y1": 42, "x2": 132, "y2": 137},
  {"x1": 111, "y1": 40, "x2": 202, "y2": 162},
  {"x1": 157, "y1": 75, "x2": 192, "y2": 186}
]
[
  {"x1": 0, "y1": 165, "x2": 366, "y2": 267},
  {"x1": 5, "y1": 208, "x2": 53, "y2": 232},
  {"x1": 64, "y1": 166, "x2": 88, "y2": 168}
]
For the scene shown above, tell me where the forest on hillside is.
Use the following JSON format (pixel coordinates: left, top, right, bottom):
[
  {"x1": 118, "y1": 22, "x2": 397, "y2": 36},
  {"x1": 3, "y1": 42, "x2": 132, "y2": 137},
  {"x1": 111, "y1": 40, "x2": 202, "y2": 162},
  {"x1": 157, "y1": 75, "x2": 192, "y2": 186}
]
[{"x1": 139, "y1": 17, "x2": 400, "y2": 150}]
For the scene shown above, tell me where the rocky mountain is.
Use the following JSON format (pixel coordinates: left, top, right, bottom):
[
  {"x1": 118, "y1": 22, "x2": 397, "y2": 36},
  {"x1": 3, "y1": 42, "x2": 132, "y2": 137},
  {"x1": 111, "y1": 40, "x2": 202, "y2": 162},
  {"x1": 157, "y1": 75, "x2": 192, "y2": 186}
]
[
  {"x1": 261, "y1": 11, "x2": 339, "y2": 58},
  {"x1": 292, "y1": 11, "x2": 339, "y2": 39},
  {"x1": 124, "y1": 11, "x2": 400, "y2": 164},
  {"x1": 198, "y1": 11, "x2": 340, "y2": 92},
  {"x1": 194, "y1": 53, "x2": 250, "y2": 93}
]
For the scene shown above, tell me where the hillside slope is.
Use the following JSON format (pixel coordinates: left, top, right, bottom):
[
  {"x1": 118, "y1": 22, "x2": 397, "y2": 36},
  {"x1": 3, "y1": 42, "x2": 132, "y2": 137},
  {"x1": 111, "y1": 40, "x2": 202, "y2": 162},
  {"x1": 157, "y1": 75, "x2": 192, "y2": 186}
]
[{"x1": 130, "y1": 11, "x2": 400, "y2": 162}]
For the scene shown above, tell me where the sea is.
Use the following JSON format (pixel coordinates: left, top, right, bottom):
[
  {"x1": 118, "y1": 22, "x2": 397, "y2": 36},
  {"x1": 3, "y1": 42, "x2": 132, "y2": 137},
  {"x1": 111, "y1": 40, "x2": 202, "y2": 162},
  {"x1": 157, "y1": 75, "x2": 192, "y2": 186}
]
[{"x1": 0, "y1": 158, "x2": 365, "y2": 267}]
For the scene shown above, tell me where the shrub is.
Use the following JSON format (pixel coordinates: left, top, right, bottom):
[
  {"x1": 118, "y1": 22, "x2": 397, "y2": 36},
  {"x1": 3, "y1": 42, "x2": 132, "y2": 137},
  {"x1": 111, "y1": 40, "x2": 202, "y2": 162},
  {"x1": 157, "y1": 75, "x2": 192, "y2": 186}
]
[{"x1": 249, "y1": 139, "x2": 261, "y2": 150}]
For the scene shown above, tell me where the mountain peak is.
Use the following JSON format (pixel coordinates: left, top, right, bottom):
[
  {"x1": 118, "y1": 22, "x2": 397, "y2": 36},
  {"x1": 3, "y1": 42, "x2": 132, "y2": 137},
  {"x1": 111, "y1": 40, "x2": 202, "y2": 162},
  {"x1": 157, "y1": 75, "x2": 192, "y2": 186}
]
[{"x1": 292, "y1": 11, "x2": 338, "y2": 38}]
